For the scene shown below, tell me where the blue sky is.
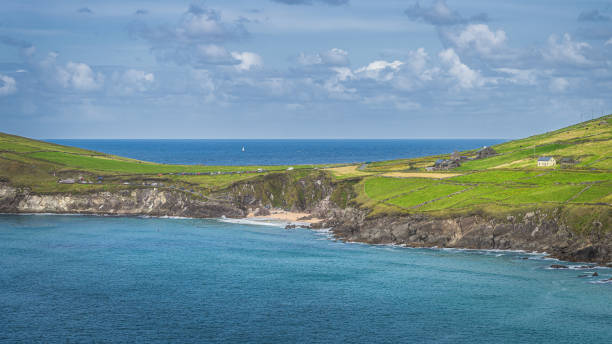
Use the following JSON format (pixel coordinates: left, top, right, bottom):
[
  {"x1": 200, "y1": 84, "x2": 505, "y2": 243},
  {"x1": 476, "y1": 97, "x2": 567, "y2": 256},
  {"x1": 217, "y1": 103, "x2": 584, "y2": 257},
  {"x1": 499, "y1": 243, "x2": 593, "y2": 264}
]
[{"x1": 1, "y1": 0, "x2": 611, "y2": 139}]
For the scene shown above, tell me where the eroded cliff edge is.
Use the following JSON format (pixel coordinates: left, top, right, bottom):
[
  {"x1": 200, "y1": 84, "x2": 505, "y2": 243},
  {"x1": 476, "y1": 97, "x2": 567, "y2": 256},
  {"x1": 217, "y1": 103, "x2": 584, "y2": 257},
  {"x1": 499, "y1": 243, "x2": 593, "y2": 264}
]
[{"x1": 1, "y1": 171, "x2": 611, "y2": 265}]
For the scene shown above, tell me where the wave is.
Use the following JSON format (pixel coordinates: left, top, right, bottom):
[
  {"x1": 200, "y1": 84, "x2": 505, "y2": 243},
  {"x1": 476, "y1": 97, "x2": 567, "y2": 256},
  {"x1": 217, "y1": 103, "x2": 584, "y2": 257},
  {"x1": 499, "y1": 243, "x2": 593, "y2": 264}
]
[{"x1": 216, "y1": 217, "x2": 292, "y2": 228}]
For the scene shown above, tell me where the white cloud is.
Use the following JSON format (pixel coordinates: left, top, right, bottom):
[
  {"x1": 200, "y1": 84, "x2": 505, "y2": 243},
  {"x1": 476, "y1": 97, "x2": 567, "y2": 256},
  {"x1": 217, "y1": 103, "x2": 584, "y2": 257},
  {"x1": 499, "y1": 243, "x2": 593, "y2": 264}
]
[
  {"x1": 438, "y1": 48, "x2": 483, "y2": 88},
  {"x1": 543, "y1": 33, "x2": 591, "y2": 65},
  {"x1": 331, "y1": 67, "x2": 354, "y2": 81},
  {"x1": 133, "y1": 4, "x2": 250, "y2": 68},
  {"x1": 231, "y1": 52, "x2": 263, "y2": 71},
  {"x1": 114, "y1": 69, "x2": 155, "y2": 94},
  {"x1": 355, "y1": 60, "x2": 403, "y2": 81},
  {"x1": 297, "y1": 48, "x2": 349, "y2": 66},
  {"x1": 606, "y1": 37, "x2": 612, "y2": 46},
  {"x1": 0, "y1": 74, "x2": 17, "y2": 96},
  {"x1": 320, "y1": 48, "x2": 349, "y2": 66},
  {"x1": 57, "y1": 62, "x2": 104, "y2": 91},
  {"x1": 549, "y1": 77, "x2": 569, "y2": 92},
  {"x1": 446, "y1": 24, "x2": 506, "y2": 56},
  {"x1": 405, "y1": 48, "x2": 440, "y2": 82}
]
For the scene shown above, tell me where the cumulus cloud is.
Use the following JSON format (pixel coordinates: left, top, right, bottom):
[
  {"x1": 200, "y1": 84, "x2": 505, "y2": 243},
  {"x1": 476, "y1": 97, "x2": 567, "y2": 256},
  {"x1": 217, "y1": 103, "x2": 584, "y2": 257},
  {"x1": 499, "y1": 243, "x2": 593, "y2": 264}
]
[
  {"x1": 355, "y1": 60, "x2": 403, "y2": 81},
  {"x1": 578, "y1": 10, "x2": 610, "y2": 22},
  {"x1": 133, "y1": 4, "x2": 250, "y2": 67},
  {"x1": 606, "y1": 37, "x2": 612, "y2": 46},
  {"x1": 438, "y1": 48, "x2": 483, "y2": 88},
  {"x1": 0, "y1": 74, "x2": 17, "y2": 96},
  {"x1": 403, "y1": 48, "x2": 440, "y2": 83},
  {"x1": 56, "y1": 62, "x2": 104, "y2": 91},
  {"x1": 405, "y1": 0, "x2": 487, "y2": 26},
  {"x1": 543, "y1": 33, "x2": 591, "y2": 65},
  {"x1": 231, "y1": 52, "x2": 263, "y2": 71},
  {"x1": 271, "y1": 0, "x2": 349, "y2": 5},
  {"x1": 297, "y1": 48, "x2": 349, "y2": 66},
  {"x1": 444, "y1": 24, "x2": 506, "y2": 56}
]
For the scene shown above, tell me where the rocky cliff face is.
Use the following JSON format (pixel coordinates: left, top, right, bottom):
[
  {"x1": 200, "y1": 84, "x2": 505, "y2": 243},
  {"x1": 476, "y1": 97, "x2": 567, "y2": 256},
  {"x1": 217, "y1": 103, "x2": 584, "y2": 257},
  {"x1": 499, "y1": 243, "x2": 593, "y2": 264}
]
[
  {"x1": 0, "y1": 171, "x2": 335, "y2": 218},
  {"x1": 316, "y1": 205, "x2": 612, "y2": 265},
  {"x1": 222, "y1": 170, "x2": 335, "y2": 212},
  {"x1": 0, "y1": 183, "x2": 243, "y2": 218}
]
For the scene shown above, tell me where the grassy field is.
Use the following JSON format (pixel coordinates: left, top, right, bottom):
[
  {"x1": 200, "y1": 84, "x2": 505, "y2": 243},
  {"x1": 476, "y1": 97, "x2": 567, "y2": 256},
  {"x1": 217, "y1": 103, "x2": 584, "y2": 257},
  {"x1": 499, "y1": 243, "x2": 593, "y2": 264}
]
[
  {"x1": 0, "y1": 132, "x2": 325, "y2": 194},
  {"x1": 1, "y1": 115, "x2": 611, "y2": 220},
  {"x1": 351, "y1": 115, "x2": 612, "y2": 217}
]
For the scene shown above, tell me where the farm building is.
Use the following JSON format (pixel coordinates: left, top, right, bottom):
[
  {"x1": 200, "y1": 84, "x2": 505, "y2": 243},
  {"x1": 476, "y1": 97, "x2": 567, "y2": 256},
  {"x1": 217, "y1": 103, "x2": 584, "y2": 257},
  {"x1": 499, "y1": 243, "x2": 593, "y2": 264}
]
[{"x1": 537, "y1": 156, "x2": 556, "y2": 167}]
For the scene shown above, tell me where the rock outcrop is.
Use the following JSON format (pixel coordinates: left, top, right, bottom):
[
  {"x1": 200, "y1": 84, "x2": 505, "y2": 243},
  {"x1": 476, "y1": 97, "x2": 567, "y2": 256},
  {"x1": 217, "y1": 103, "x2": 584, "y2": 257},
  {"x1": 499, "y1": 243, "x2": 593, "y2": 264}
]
[
  {"x1": 317, "y1": 206, "x2": 612, "y2": 265},
  {"x1": 0, "y1": 183, "x2": 243, "y2": 218}
]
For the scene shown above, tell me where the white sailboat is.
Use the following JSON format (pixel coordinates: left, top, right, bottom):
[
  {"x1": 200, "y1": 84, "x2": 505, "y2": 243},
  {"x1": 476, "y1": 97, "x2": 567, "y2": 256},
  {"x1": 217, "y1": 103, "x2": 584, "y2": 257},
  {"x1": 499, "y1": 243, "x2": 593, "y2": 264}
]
[{"x1": 241, "y1": 146, "x2": 245, "y2": 152}]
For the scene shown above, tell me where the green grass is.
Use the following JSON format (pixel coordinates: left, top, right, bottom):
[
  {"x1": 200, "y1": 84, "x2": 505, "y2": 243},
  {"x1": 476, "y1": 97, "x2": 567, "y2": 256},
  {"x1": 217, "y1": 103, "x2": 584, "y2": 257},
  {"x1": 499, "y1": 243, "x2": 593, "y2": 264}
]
[
  {"x1": 501, "y1": 184, "x2": 584, "y2": 204},
  {"x1": 447, "y1": 170, "x2": 541, "y2": 184},
  {"x1": 387, "y1": 183, "x2": 467, "y2": 208},
  {"x1": 418, "y1": 185, "x2": 507, "y2": 211},
  {"x1": 364, "y1": 177, "x2": 434, "y2": 201},
  {"x1": 570, "y1": 184, "x2": 612, "y2": 203}
]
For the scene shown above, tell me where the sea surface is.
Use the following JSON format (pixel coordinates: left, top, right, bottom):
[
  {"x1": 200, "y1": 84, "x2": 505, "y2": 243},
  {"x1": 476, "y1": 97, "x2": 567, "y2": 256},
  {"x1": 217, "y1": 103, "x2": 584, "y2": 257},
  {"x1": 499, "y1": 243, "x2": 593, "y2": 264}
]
[
  {"x1": 1, "y1": 215, "x2": 611, "y2": 343},
  {"x1": 48, "y1": 139, "x2": 504, "y2": 165}
]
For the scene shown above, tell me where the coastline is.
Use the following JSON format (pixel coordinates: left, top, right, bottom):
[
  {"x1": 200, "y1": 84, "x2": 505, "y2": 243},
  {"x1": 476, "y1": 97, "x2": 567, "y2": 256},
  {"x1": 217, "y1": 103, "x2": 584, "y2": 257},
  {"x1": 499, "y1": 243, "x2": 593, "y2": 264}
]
[
  {"x1": 2, "y1": 178, "x2": 611, "y2": 266},
  {"x1": 3, "y1": 210, "x2": 612, "y2": 270}
]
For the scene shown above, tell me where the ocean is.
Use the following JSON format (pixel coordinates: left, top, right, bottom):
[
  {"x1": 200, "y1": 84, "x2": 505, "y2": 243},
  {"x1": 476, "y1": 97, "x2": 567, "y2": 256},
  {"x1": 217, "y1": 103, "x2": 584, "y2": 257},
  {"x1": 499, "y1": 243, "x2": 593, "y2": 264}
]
[
  {"x1": 1, "y1": 215, "x2": 611, "y2": 343},
  {"x1": 48, "y1": 139, "x2": 504, "y2": 165}
]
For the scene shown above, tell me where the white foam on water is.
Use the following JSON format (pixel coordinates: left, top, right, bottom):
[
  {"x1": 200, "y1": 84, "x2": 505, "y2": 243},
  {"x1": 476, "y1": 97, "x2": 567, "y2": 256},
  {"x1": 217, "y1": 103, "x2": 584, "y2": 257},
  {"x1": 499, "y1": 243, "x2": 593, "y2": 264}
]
[{"x1": 216, "y1": 217, "x2": 290, "y2": 228}]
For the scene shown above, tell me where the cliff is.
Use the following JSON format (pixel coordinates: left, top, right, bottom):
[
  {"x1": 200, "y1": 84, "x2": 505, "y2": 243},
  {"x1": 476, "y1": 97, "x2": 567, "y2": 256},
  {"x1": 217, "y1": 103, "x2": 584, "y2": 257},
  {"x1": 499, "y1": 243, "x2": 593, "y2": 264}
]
[{"x1": 318, "y1": 205, "x2": 612, "y2": 265}]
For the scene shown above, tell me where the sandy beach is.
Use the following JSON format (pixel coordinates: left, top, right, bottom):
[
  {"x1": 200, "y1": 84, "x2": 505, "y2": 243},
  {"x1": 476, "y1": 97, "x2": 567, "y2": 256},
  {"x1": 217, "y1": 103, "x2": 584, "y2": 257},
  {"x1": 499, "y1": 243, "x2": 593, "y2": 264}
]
[{"x1": 246, "y1": 208, "x2": 323, "y2": 224}]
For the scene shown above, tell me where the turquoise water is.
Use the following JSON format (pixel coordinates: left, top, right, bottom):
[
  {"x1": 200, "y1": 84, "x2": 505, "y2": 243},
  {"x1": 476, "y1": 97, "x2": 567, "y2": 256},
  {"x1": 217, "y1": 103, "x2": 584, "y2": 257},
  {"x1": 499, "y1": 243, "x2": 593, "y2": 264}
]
[{"x1": 1, "y1": 215, "x2": 611, "y2": 343}]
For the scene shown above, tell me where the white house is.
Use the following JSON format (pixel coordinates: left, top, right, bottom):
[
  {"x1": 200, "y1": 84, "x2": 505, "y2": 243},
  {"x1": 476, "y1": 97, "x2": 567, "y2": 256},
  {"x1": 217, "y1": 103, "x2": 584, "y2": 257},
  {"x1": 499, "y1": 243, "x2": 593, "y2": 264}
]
[{"x1": 537, "y1": 156, "x2": 556, "y2": 167}]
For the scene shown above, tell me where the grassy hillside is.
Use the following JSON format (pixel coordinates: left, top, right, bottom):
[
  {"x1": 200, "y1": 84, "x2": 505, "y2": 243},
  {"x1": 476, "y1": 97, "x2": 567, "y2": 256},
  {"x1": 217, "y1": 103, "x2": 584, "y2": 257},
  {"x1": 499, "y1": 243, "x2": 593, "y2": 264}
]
[
  {"x1": 0, "y1": 132, "x2": 325, "y2": 194},
  {"x1": 1, "y1": 115, "x2": 611, "y2": 225},
  {"x1": 332, "y1": 115, "x2": 611, "y2": 220}
]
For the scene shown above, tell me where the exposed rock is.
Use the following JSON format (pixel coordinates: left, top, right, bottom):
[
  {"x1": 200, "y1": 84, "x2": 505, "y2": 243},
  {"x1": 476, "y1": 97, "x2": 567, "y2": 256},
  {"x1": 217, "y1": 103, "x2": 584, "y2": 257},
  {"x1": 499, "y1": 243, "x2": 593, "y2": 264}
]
[
  {"x1": 550, "y1": 264, "x2": 569, "y2": 269},
  {"x1": 253, "y1": 207, "x2": 270, "y2": 216},
  {"x1": 325, "y1": 206, "x2": 612, "y2": 265},
  {"x1": 593, "y1": 272, "x2": 599, "y2": 277},
  {"x1": 0, "y1": 183, "x2": 243, "y2": 218}
]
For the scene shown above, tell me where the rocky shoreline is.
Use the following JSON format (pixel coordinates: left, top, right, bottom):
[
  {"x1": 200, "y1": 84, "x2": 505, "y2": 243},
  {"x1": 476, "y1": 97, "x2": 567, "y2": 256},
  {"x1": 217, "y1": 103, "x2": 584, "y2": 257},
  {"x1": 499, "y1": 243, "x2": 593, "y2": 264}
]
[{"x1": 1, "y1": 178, "x2": 611, "y2": 266}]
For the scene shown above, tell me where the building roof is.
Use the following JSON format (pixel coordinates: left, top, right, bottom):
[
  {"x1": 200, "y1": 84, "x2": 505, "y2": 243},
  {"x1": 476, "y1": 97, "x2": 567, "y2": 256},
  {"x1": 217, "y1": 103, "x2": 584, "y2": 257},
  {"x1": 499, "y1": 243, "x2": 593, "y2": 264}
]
[{"x1": 538, "y1": 156, "x2": 554, "y2": 161}]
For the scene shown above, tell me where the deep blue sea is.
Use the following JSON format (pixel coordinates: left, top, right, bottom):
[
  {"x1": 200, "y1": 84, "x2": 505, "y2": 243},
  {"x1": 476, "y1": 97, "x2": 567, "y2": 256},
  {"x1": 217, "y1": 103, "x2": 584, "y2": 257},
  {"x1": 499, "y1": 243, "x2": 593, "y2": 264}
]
[
  {"x1": 1, "y1": 215, "x2": 611, "y2": 343},
  {"x1": 48, "y1": 139, "x2": 504, "y2": 165}
]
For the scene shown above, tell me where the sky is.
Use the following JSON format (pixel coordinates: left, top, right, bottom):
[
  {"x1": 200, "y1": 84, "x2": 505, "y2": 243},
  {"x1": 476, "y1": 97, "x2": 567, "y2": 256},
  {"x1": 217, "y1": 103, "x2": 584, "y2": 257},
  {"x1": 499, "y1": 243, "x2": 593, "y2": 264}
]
[{"x1": 0, "y1": 0, "x2": 611, "y2": 139}]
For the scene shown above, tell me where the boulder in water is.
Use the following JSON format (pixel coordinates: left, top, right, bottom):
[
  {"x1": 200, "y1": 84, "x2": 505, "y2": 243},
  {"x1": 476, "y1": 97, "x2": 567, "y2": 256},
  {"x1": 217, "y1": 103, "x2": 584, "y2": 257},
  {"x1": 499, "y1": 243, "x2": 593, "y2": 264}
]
[{"x1": 550, "y1": 264, "x2": 569, "y2": 269}]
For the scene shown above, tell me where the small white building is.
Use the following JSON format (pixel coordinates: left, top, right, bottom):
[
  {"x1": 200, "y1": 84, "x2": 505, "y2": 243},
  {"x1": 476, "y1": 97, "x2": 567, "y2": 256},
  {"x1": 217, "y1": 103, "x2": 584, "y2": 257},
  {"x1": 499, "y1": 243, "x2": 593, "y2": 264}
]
[{"x1": 537, "y1": 156, "x2": 556, "y2": 167}]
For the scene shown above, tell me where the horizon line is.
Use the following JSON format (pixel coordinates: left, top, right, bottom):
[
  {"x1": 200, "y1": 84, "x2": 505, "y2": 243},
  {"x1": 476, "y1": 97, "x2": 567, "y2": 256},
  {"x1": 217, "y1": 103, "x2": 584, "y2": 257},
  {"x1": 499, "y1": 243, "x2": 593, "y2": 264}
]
[{"x1": 44, "y1": 137, "x2": 511, "y2": 141}]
